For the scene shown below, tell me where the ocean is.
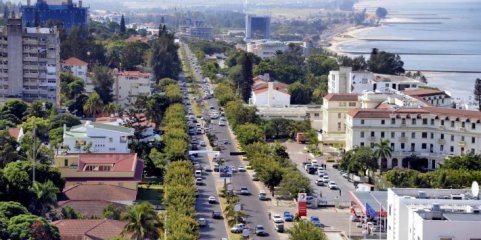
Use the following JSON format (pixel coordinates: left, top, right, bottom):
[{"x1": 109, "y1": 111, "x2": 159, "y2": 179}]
[{"x1": 337, "y1": 0, "x2": 481, "y2": 103}]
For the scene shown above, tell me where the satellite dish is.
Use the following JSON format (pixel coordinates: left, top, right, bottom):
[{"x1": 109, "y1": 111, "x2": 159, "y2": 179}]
[{"x1": 472, "y1": 181, "x2": 479, "y2": 198}]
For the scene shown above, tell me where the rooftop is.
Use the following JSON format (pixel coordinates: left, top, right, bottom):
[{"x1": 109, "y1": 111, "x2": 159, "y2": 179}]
[
  {"x1": 63, "y1": 57, "x2": 88, "y2": 66},
  {"x1": 65, "y1": 121, "x2": 134, "y2": 138},
  {"x1": 324, "y1": 93, "x2": 360, "y2": 102},
  {"x1": 403, "y1": 88, "x2": 448, "y2": 97},
  {"x1": 443, "y1": 213, "x2": 481, "y2": 221},
  {"x1": 117, "y1": 71, "x2": 151, "y2": 78},
  {"x1": 348, "y1": 105, "x2": 481, "y2": 121},
  {"x1": 372, "y1": 73, "x2": 422, "y2": 83},
  {"x1": 53, "y1": 219, "x2": 127, "y2": 240},
  {"x1": 57, "y1": 200, "x2": 126, "y2": 218},
  {"x1": 61, "y1": 184, "x2": 137, "y2": 202},
  {"x1": 77, "y1": 153, "x2": 138, "y2": 172}
]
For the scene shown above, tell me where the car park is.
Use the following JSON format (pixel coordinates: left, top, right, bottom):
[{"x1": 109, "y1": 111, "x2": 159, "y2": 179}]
[
  {"x1": 283, "y1": 212, "x2": 293, "y2": 222},
  {"x1": 272, "y1": 214, "x2": 284, "y2": 223}
]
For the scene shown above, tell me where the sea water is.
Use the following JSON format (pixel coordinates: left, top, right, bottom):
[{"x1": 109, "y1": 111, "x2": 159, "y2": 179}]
[{"x1": 338, "y1": 0, "x2": 481, "y2": 101}]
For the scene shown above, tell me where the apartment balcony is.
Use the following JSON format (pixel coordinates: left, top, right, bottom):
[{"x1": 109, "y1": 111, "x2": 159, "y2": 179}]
[
  {"x1": 23, "y1": 39, "x2": 39, "y2": 45},
  {"x1": 439, "y1": 125, "x2": 446, "y2": 130},
  {"x1": 458, "y1": 141, "x2": 466, "y2": 146},
  {"x1": 398, "y1": 137, "x2": 408, "y2": 143},
  {"x1": 24, "y1": 73, "x2": 39, "y2": 78},
  {"x1": 24, "y1": 65, "x2": 39, "y2": 70},
  {"x1": 392, "y1": 151, "x2": 450, "y2": 159},
  {"x1": 460, "y1": 127, "x2": 466, "y2": 132},
  {"x1": 23, "y1": 56, "x2": 39, "y2": 62},
  {"x1": 368, "y1": 137, "x2": 377, "y2": 142},
  {"x1": 437, "y1": 139, "x2": 446, "y2": 145}
]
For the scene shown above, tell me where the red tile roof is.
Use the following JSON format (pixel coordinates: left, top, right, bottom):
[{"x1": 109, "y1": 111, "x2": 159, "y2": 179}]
[
  {"x1": 58, "y1": 200, "x2": 126, "y2": 218},
  {"x1": 7, "y1": 128, "x2": 21, "y2": 139},
  {"x1": 324, "y1": 93, "x2": 360, "y2": 102},
  {"x1": 62, "y1": 184, "x2": 138, "y2": 202},
  {"x1": 118, "y1": 71, "x2": 151, "y2": 78},
  {"x1": 403, "y1": 88, "x2": 449, "y2": 97},
  {"x1": 64, "y1": 158, "x2": 144, "y2": 182},
  {"x1": 63, "y1": 57, "x2": 88, "y2": 66},
  {"x1": 126, "y1": 35, "x2": 149, "y2": 43},
  {"x1": 252, "y1": 80, "x2": 289, "y2": 94},
  {"x1": 76, "y1": 153, "x2": 138, "y2": 172},
  {"x1": 53, "y1": 219, "x2": 127, "y2": 240}
]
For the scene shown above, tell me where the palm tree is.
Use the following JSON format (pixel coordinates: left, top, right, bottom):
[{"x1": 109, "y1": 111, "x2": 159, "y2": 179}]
[
  {"x1": 121, "y1": 202, "x2": 161, "y2": 240},
  {"x1": 83, "y1": 92, "x2": 103, "y2": 117},
  {"x1": 372, "y1": 139, "x2": 393, "y2": 172},
  {"x1": 31, "y1": 180, "x2": 60, "y2": 216},
  {"x1": 105, "y1": 102, "x2": 118, "y2": 116}
]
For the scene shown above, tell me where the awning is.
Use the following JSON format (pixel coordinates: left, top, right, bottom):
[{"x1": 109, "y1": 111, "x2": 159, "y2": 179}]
[{"x1": 349, "y1": 191, "x2": 387, "y2": 218}]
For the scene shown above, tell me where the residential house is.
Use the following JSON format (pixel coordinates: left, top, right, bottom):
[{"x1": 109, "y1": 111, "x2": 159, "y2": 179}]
[
  {"x1": 63, "y1": 121, "x2": 134, "y2": 154},
  {"x1": 250, "y1": 74, "x2": 290, "y2": 107},
  {"x1": 62, "y1": 57, "x2": 88, "y2": 82},
  {"x1": 54, "y1": 219, "x2": 128, "y2": 240}
]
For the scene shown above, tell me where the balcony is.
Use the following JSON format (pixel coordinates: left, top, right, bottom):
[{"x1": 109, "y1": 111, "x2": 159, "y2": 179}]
[
  {"x1": 437, "y1": 139, "x2": 446, "y2": 145},
  {"x1": 398, "y1": 137, "x2": 408, "y2": 143},
  {"x1": 458, "y1": 141, "x2": 465, "y2": 146},
  {"x1": 460, "y1": 127, "x2": 466, "y2": 132},
  {"x1": 368, "y1": 137, "x2": 377, "y2": 142},
  {"x1": 439, "y1": 125, "x2": 446, "y2": 130}
]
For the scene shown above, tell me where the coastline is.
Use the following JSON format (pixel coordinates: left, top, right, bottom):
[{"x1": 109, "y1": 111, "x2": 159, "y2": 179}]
[{"x1": 325, "y1": 25, "x2": 377, "y2": 56}]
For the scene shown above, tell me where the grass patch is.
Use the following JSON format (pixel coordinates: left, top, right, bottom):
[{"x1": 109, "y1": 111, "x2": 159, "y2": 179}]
[{"x1": 137, "y1": 184, "x2": 163, "y2": 205}]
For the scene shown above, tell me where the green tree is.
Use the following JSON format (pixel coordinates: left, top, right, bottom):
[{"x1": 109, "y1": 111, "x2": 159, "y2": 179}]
[
  {"x1": 83, "y1": 92, "x2": 104, "y2": 117},
  {"x1": 1, "y1": 99, "x2": 28, "y2": 120},
  {"x1": 289, "y1": 81, "x2": 312, "y2": 104},
  {"x1": 103, "y1": 204, "x2": 122, "y2": 220},
  {"x1": 288, "y1": 220, "x2": 328, "y2": 240},
  {"x1": 402, "y1": 154, "x2": 428, "y2": 171},
  {"x1": 105, "y1": 102, "x2": 119, "y2": 116},
  {"x1": 92, "y1": 66, "x2": 114, "y2": 104},
  {"x1": 150, "y1": 30, "x2": 181, "y2": 81},
  {"x1": 31, "y1": 181, "x2": 60, "y2": 216},
  {"x1": 372, "y1": 139, "x2": 392, "y2": 171},
  {"x1": 367, "y1": 48, "x2": 405, "y2": 75},
  {"x1": 258, "y1": 161, "x2": 284, "y2": 196},
  {"x1": 0, "y1": 201, "x2": 29, "y2": 219},
  {"x1": 235, "y1": 124, "x2": 265, "y2": 146},
  {"x1": 278, "y1": 171, "x2": 312, "y2": 199},
  {"x1": 442, "y1": 154, "x2": 481, "y2": 170},
  {"x1": 61, "y1": 206, "x2": 82, "y2": 219},
  {"x1": 306, "y1": 54, "x2": 338, "y2": 76},
  {"x1": 7, "y1": 214, "x2": 60, "y2": 240},
  {"x1": 339, "y1": 147, "x2": 378, "y2": 175},
  {"x1": 238, "y1": 52, "x2": 254, "y2": 102},
  {"x1": 0, "y1": 131, "x2": 19, "y2": 168},
  {"x1": 121, "y1": 202, "x2": 161, "y2": 240},
  {"x1": 49, "y1": 113, "x2": 81, "y2": 129},
  {"x1": 26, "y1": 101, "x2": 48, "y2": 118},
  {"x1": 120, "y1": 15, "x2": 126, "y2": 34}
]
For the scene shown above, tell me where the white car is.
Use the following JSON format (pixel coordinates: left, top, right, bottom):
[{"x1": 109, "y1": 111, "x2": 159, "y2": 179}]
[
  {"x1": 219, "y1": 120, "x2": 226, "y2": 126},
  {"x1": 315, "y1": 178, "x2": 325, "y2": 186},
  {"x1": 328, "y1": 181, "x2": 338, "y2": 189},
  {"x1": 323, "y1": 176, "x2": 330, "y2": 183},
  {"x1": 208, "y1": 196, "x2": 216, "y2": 204},
  {"x1": 240, "y1": 186, "x2": 250, "y2": 195},
  {"x1": 238, "y1": 166, "x2": 246, "y2": 172},
  {"x1": 272, "y1": 214, "x2": 284, "y2": 223}
]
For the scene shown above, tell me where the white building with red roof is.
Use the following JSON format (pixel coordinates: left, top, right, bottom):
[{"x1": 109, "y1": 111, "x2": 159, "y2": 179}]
[
  {"x1": 250, "y1": 74, "x2": 290, "y2": 107},
  {"x1": 62, "y1": 57, "x2": 88, "y2": 81}
]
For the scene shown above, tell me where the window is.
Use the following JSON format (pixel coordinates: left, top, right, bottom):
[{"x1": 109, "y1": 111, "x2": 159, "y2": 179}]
[
  {"x1": 401, "y1": 132, "x2": 406, "y2": 138},
  {"x1": 348, "y1": 102, "x2": 356, "y2": 107},
  {"x1": 440, "y1": 145, "x2": 444, "y2": 151},
  {"x1": 339, "y1": 102, "x2": 346, "y2": 107},
  {"x1": 441, "y1": 120, "x2": 445, "y2": 126},
  {"x1": 401, "y1": 143, "x2": 405, "y2": 149},
  {"x1": 472, "y1": 123, "x2": 476, "y2": 129},
  {"x1": 422, "y1": 143, "x2": 427, "y2": 149},
  {"x1": 422, "y1": 119, "x2": 427, "y2": 125},
  {"x1": 422, "y1": 132, "x2": 427, "y2": 138},
  {"x1": 450, "y1": 146, "x2": 454, "y2": 152},
  {"x1": 381, "y1": 132, "x2": 385, "y2": 138},
  {"x1": 64, "y1": 159, "x2": 68, "y2": 167},
  {"x1": 451, "y1": 135, "x2": 454, "y2": 141},
  {"x1": 360, "y1": 132, "x2": 364, "y2": 138},
  {"x1": 360, "y1": 142, "x2": 364, "y2": 147},
  {"x1": 390, "y1": 143, "x2": 395, "y2": 151},
  {"x1": 462, "y1": 122, "x2": 465, "y2": 128},
  {"x1": 371, "y1": 132, "x2": 375, "y2": 137},
  {"x1": 314, "y1": 113, "x2": 319, "y2": 117},
  {"x1": 411, "y1": 132, "x2": 416, "y2": 139},
  {"x1": 441, "y1": 134, "x2": 444, "y2": 139},
  {"x1": 381, "y1": 120, "x2": 385, "y2": 125},
  {"x1": 431, "y1": 119, "x2": 435, "y2": 125},
  {"x1": 430, "y1": 133, "x2": 434, "y2": 139},
  {"x1": 109, "y1": 138, "x2": 113, "y2": 143},
  {"x1": 391, "y1": 132, "x2": 395, "y2": 138},
  {"x1": 451, "y1": 121, "x2": 455, "y2": 127},
  {"x1": 412, "y1": 119, "x2": 416, "y2": 125},
  {"x1": 472, "y1": 137, "x2": 476, "y2": 144},
  {"x1": 411, "y1": 143, "x2": 415, "y2": 152},
  {"x1": 361, "y1": 120, "x2": 365, "y2": 125},
  {"x1": 338, "y1": 113, "x2": 342, "y2": 119},
  {"x1": 337, "y1": 122, "x2": 341, "y2": 130},
  {"x1": 401, "y1": 118, "x2": 406, "y2": 124},
  {"x1": 462, "y1": 136, "x2": 465, "y2": 141},
  {"x1": 391, "y1": 118, "x2": 395, "y2": 124}
]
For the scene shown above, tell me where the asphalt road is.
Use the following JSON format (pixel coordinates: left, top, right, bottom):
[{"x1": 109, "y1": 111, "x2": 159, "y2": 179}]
[
  {"x1": 282, "y1": 142, "x2": 355, "y2": 204},
  {"x1": 183, "y1": 43, "x2": 280, "y2": 239}
]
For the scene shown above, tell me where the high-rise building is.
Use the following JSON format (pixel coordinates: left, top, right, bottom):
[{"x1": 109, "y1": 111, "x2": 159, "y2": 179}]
[
  {"x1": 21, "y1": 0, "x2": 88, "y2": 31},
  {"x1": 0, "y1": 17, "x2": 60, "y2": 104},
  {"x1": 245, "y1": 14, "x2": 271, "y2": 41}
]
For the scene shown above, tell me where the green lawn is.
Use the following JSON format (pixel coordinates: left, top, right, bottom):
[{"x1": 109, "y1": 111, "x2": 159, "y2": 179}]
[{"x1": 137, "y1": 184, "x2": 163, "y2": 206}]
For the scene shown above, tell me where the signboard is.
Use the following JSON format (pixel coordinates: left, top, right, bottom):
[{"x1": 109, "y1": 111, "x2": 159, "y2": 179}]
[{"x1": 297, "y1": 193, "x2": 307, "y2": 217}]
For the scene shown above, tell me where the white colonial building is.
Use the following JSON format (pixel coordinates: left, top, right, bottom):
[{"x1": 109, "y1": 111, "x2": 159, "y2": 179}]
[
  {"x1": 250, "y1": 74, "x2": 290, "y2": 107},
  {"x1": 388, "y1": 188, "x2": 481, "y2": 240},
  {"x1": 328, "y1": 67, "x2": 425, "y2": 94},
  {"x1": 114, "y1": 71, "x2": 153, "y2": 108},
  {"x1": 63, "y1": 121, "x2": 134, "y2": 154},
  {"x1": 320, "y1": 93, "x2": 360, "y2": 144},
  {"x1": 62, "y1": 57, "x2": 88, "y2": 82},
  {"x1": 345, "y1": 104, "x2": 481, "y2": 169}
]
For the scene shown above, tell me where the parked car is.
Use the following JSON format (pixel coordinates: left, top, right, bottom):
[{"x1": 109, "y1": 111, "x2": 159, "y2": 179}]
[
  {"x1": 272, "y1": 214, "x2": 284, "y2": 223},
  {"x1": 212, "y1": 211, "x2": 223, "y2": 219},
  {"x1": 255, "y1": 225, "x2": 267, "y2": 236},
  {"x1": 323, "y1": 176, "x2": 330, "y2": 183},
  {"x1": 315, "y1": 178, "x2": 325, "y2": 186},
  {"x1": 238, "y1": 166, "x2": 246, "y2": 172},
  {"x1": 283, "y1": 211, "x2": 294, "y2": 222},
  {"x1": 275, "y1": 223, "x2": 284, "y2": 233},
  {"x1": 240, "y1": 186, "x2": 250, "y2": 195},
  {"x1": 195, "y1": 170, "x2": 202, "y2": 178},
  {"x1": 198, "y1": 218, "x2": 207, "y2": 227},
  {"x1": 208, "y1": 196, "x2": 217, "y2": 204},
  {"x1": 258, "y1": 191, "x2": 268, "y2": 201},
  {"x1": 310, "y1": 216, "x2": 322, "y2": 227},
  {"x1": 328, "y1": 181, "x2": 338, "y2": 190},
  {"x1": 230, "y1": 223, "x2": 246, "y2": 233},
  {"x1": 195, "y1": 178, "x2": 203, "y2": 185},
  {"x1": 252, "y1": 172, "x2": 259, "y2": 181}
]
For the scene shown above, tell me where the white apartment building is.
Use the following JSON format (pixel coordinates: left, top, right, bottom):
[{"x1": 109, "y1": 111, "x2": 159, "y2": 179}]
[
  {"x1": 63, "y1": 121, "x2": 134, "y2": 154},
  {"x1": 328, "y1": 67, "x2": 424, "y2": 94},
  {"x1": 320, "y1": 93, "x2": 360, "y2": 144},
  {"x1": 250, "y1": 74, "x2": 290, "y2": 107},
  {"x1": 388, "y1": 188, "x2": 481, "y2": 240},
  {"x1": 346, "y1": 104, "x2": 481, "y2": 169},
  {"x1": 246, "y1": 40, "x2": 287, "y2": 59},
  {"x1": 0, "y1": 17, "x2": 60, "y2": 104},
  {"x1": 62, "y1": 57, "x2": 88, "y2": 81},
  {"x1": 404, "y1": 88, "x2": 453, "y2": 108},
  {"x1": 113, "y1": 71, "x2": 153, "y2": 108}
]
